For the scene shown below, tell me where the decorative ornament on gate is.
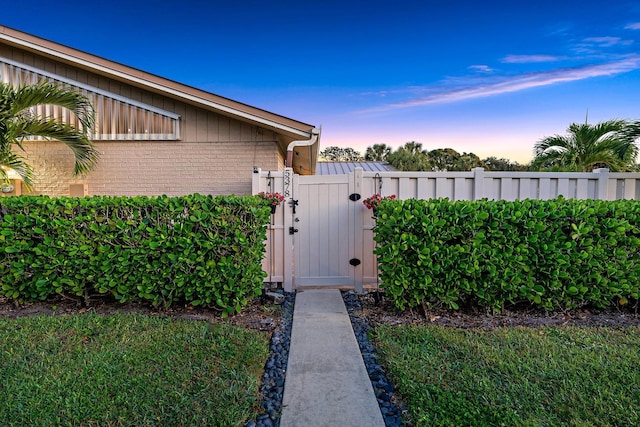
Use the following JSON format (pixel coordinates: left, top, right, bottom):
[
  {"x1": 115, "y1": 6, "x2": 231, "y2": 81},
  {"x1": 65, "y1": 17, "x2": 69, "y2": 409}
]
[{"x1": 258, "y1": 191, "x2": 286, "y2": 214}]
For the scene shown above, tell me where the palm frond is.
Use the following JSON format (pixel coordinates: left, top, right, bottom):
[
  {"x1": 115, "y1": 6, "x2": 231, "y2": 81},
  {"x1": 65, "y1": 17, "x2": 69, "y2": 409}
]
[
  {"x1": 10, "y1": 117, "x2": 99, "y2": 175},
  {"x1": 0, "y1": 149, "x2": 34, "y2": 188},
  {"x1": 7, "y1": 81, "x2": 95, "y2": 132},
  {"x1": 533, "y1": 119, "x2": 640, "y2": 171},
  {"x1": 0, "y1": 82, "x2": 99, "y2": 189}
]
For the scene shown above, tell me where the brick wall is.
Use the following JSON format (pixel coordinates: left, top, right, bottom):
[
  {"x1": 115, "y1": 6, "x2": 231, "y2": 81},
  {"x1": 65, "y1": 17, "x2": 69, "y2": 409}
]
[{"x1": 21, "y1": 140, "x2": 282, "y2": 196}]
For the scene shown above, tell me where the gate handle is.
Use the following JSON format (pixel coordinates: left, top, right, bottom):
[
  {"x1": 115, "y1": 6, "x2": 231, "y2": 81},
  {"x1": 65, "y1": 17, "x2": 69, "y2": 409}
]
[{"x1": 288, "y1": 199, "x2": 299, "y2": 214}]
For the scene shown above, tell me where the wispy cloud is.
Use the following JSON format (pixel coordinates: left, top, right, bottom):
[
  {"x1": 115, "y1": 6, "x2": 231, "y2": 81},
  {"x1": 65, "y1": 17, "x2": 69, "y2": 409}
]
[
  {"x1": 468, "y1": 64, "x2": 495, "y2": 73},
  {"x1": 362, "y1": 56, "x2": 640, "y2": 111},
  {"x1": 583, "y1": 36, "x2": 633, "y2": 47},
  {"x1": 501, "y1": 54, "x2": 563, "y2": 64},
  {"x1": 625, "y1": 22, "x2": 640, "y2": 30}
]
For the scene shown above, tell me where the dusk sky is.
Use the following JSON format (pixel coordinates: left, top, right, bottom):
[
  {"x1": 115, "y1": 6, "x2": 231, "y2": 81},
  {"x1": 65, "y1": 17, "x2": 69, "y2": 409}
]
[{"x1": 3, "y1": 0, "x2": 640, "y2": 163}]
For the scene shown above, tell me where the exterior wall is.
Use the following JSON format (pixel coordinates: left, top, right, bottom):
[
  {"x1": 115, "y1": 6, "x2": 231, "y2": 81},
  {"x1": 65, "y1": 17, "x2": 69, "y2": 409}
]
[
  {"x1": 1, "y1": 44, "x2": 288, "y2": 196},
  {"x1": 277, "y1": 152, "x2": 285, "y2": 171},
  {"x1": 23, "y1": 140, "x2": 282, "y2": 196}
]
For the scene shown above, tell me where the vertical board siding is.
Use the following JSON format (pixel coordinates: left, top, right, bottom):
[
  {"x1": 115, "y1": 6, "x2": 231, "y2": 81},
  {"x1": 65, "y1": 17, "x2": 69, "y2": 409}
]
[
  {"x1": 294, "y1": 175, "x2": 352, "y2": 285},
  {"x1": 0, "y1": 57, "x2": 180, "y2": 140}
]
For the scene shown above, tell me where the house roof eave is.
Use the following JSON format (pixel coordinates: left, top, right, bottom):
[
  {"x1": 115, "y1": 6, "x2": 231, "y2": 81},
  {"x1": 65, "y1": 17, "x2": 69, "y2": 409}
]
[{"x1": 0, "y1": 25, "x2": 316, "y2": 141}]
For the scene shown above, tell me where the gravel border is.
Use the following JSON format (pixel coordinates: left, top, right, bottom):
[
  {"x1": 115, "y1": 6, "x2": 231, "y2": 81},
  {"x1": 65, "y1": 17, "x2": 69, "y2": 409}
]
[
  {"x1": 343, "y1": 291, "x2": 407, "y2": 427},
  {"x1": 246, "y1": 291, "x2": 295, "y2": 427},
  {"x1": 248, "y1": 290, "x2": 405, "y2": 427}
]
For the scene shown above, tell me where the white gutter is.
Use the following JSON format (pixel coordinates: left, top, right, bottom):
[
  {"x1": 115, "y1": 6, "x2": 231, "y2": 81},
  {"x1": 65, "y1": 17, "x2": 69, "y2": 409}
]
[
  {"x1": 0, "y1": 32, "x2": 311, "y2": 139},
  {"x1": 286, "y1": 127, "x2": 321, "y2": 168}
]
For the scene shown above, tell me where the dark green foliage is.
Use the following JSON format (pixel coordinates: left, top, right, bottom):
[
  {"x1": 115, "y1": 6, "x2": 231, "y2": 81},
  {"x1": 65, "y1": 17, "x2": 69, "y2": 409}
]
[
  {"x1": 532, "y1": 119, "x2": 640, "y2": 172},
  {"x1": 385, "y1": 141, "x2": 432, "y2": 171},
  {"x1": 0, "y1": 194, "x2": 270, "y2": 316},
  {"x1": 364, "y1": 143, "x2": 392, "y2": 161},
  {"x1": 483, "y1": 156, "x2": 529, "y2": 171},
  {"x1": 374, "y1": 197, "x2": 640, "y2": 311}
]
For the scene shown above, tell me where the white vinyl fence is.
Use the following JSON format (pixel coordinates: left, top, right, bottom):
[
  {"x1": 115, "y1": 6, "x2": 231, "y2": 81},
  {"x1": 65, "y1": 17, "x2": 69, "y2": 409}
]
[{"x1": 253, "y1": 167, "x2": 640, "y2": 292}]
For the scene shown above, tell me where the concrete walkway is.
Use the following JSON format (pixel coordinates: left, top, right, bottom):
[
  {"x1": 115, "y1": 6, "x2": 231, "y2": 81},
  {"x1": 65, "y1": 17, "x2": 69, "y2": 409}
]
[{"x1": 280, "y1": 289, "x2": 385, "y2": 427}]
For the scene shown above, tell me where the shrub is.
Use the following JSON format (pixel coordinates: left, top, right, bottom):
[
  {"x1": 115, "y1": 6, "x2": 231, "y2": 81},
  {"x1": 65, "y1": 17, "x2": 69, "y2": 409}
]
[
  {"x1": 374, "y1": 197, "x2": 640, "y2": 311},
  {"x1": 0, "y1": 194, "x2": 270, "y2": 316}
]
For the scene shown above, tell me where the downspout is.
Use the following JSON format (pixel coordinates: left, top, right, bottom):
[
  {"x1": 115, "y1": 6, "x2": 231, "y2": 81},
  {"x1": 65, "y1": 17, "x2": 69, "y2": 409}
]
[{"x1": 286, "y1": 127, "x2": 321, "y2": 168}]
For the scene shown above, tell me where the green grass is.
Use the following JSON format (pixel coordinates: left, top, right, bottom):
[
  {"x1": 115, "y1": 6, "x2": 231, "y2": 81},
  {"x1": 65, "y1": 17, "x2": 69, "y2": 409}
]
[
  {"x1": 375, "y1": 325, "x2": 640, "y2": 427},
  {"x1": 0, "y1": 314, "x2": 270, "y2": 426}
]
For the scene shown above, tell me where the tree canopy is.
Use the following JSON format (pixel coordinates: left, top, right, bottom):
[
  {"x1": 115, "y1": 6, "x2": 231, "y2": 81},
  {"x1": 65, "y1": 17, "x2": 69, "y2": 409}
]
[
  {"x1": 427, "y1": 148, "x2": 484, "y2": 171},
  {"x1": 318, "y1": 146, "x2": 363, "y2": 162},
  {"x1": 384, "y1": 144, "x2": 490, "y2": 172},
  {"x1": 532, "y1": 119, "x2": 640, "y2": 172},
  {"x1": 322, "y1": 142, "x2": 527, "y2": 172},
  {"x1": 364, "y1": 143, "x2": 391, "y2": 161},
  {"x1": 319, "y1": 119, "x2": 640, "y2": 173},
  {"x1": 385, "y1": 142, "x2": 432, "y2": 171},
  {"x1": 483, "y1": 156, "x2": 528, "y2": 171}
]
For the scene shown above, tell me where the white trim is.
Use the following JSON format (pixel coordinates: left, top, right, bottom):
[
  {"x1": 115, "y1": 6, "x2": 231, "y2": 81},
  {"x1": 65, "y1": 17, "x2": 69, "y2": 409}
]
[
  {"x1": 26, "y1": 133, "x2": 179, "y2": 141},
  {"x1": 0, "y1": 33, "x2": 312, "y2": 139},
  {"x1": 0, "y1": 56, "x2": 179, "y2": 119}
]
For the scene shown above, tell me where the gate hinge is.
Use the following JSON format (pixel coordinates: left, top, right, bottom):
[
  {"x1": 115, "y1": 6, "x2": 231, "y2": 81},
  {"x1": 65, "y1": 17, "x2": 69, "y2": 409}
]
[
  {"x1": 349, "y1": 193, "x2": 361, "y2": 201},
  {"x1": 349, "y1": 258, "x2": 361, "y2": 266}
]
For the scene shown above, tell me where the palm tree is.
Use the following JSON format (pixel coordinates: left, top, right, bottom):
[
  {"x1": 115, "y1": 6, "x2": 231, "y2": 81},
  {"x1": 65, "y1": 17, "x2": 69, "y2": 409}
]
[
  {"x1": 532, "y1": 119, "x2": 640, "y2": 172},
  {"x1": 386, "y1": 141, "x2": 432, "y2": 171},
  {"x1": 364, "y1": 143, "x2": 391, "y2": 161},
  {"x1": 402, "y1": 141, "x2": 425, "y2": 156},
  {"x1": 0, "y1": 81, "x2": 98, "y2": 189}
]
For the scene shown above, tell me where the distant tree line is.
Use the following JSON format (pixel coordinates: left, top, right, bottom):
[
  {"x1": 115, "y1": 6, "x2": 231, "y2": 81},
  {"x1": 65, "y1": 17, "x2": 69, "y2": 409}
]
[
  {"x1": 319, "y1": 142, "x2": 528, "y2": 171},
  {"x1": 318, "y1": 119, "x2": 640, "y2": 172}
]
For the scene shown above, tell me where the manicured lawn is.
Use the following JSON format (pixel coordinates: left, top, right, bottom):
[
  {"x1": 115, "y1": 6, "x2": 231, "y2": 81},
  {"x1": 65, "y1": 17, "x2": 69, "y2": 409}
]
[
  {"x1": 0, "y1": 314, "x2": 269, "y2": 427},
  {"x1": 375, "y1": 325, "x2": 640, "y2": 427}
]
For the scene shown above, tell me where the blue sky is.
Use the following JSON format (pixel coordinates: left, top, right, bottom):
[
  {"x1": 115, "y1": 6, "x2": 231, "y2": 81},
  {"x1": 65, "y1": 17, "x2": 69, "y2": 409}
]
[{"x1": 3, "y1": 0, "x2": 640, "y2": 162}]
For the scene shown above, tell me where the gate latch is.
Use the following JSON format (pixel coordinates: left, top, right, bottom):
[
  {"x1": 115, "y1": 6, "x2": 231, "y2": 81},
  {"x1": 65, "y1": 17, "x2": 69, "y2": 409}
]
[
  {"x1": 349, "y1": 193, "x2": 361, "y2": 201},
  {"x1": 289, "y1": 227, "x2": 299, "y2": 235},
  {"x1": 288, "y1": 199, "x2": 299, "y2": 214}
]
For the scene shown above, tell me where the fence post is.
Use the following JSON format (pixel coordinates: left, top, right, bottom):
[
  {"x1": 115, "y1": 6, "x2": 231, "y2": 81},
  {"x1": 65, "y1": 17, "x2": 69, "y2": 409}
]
[
  {"x1": 472, "y1": 167, "x2": 485, "y2": 200},
  {"x1": 283, "y1": 168, "x2": 295, "y2": 292},
  {"x1": 251, "y1": 167, "x2": 261, "y2": 194},
  {"x1": 593, "y1": 168, "x2": 610, "y2": 200}
]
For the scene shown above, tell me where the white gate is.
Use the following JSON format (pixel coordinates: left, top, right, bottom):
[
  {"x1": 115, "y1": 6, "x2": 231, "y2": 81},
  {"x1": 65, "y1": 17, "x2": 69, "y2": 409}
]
[
  {"x1": 252, "y1": 168, "x2": 364, "y2": 290},
  {"x1": 292, "y1": 174, "x2": 355, "y2": 286},
  {"x1": 253, "y1": 167, "x2": 640, "y2": 292}
]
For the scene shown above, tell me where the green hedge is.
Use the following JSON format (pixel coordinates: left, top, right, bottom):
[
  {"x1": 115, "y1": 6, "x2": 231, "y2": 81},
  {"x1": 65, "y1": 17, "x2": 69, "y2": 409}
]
[
  {"x1": 374, "y1": 198, "x2": 640, "y2": 311},
  {"x1": 0, "y1": 194, "x2": 270, "y2": 316}
]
